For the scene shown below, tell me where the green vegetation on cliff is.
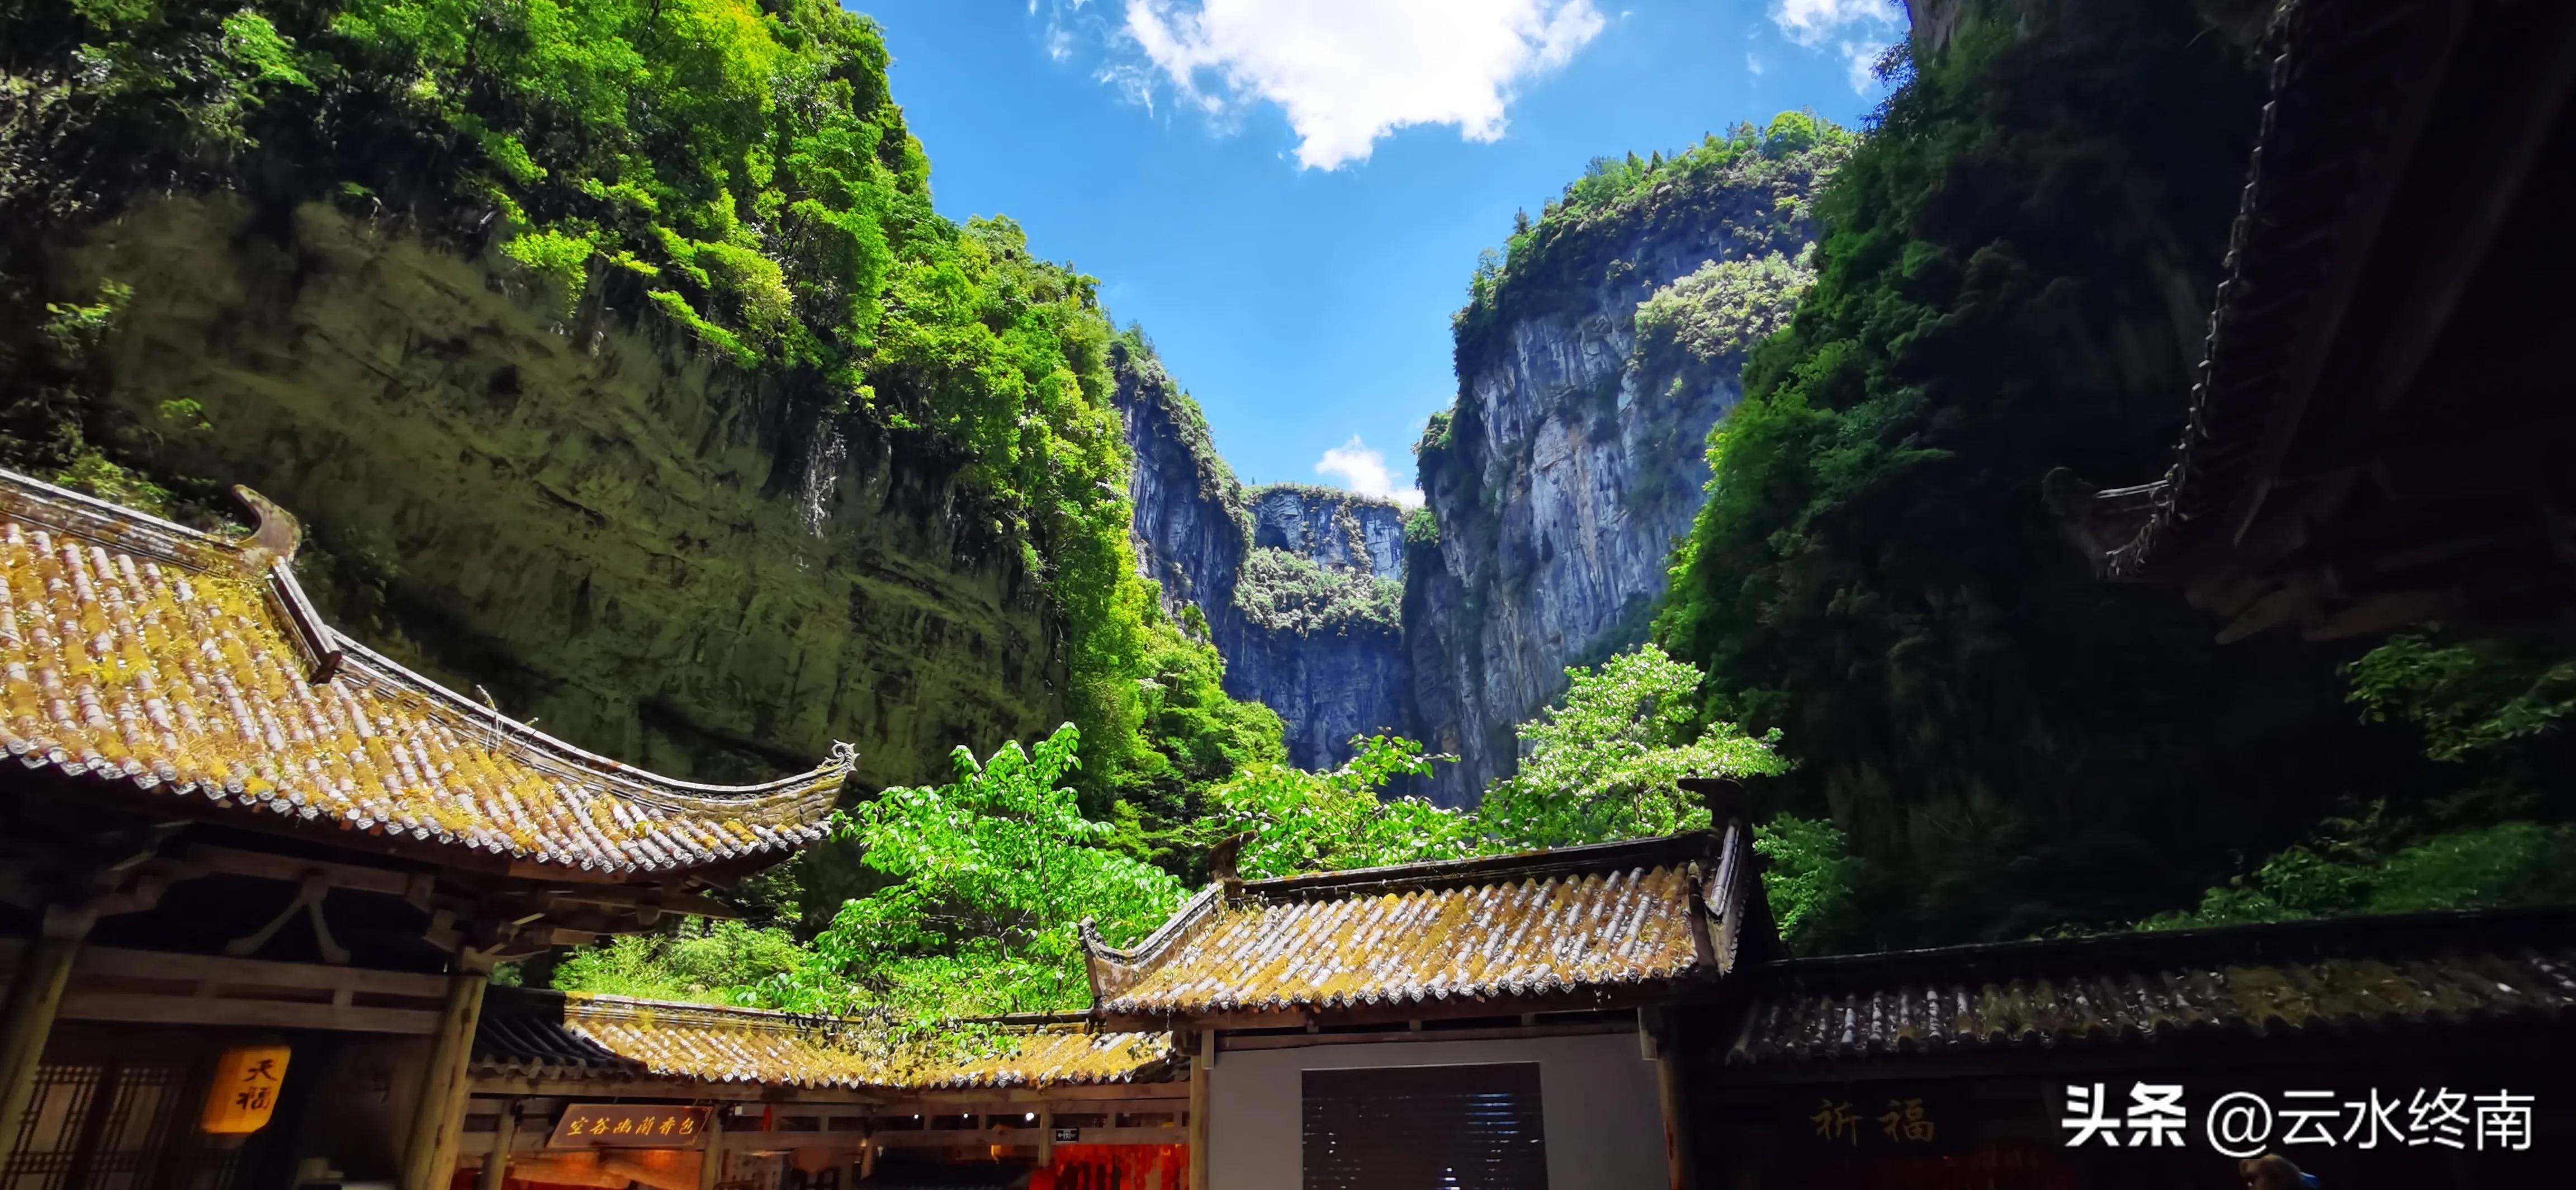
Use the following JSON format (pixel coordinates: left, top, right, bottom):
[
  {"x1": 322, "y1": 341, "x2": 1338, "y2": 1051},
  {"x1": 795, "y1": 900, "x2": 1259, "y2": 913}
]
[
  {"x1": 1451, "y1": 112, "x2": 1854, "y2": 375},
  {"x1": 1649, "y1": 7, "x2": 2574, "y2": 946},
  {"x1": 0, "y1": 0, "x2": 1281, "y2": 809},
  {"x1": 1233, "y1": 547, "x2": 1403, "y2": 636}
]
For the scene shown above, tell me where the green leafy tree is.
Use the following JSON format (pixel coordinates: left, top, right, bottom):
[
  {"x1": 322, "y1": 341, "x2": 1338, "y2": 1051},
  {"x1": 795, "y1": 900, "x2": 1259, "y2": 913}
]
[
  {"x1": 1206, "y1": 735, "x2": 1471, "y2": 880},
  {"x1": 769, "y1": 725, "x2": 1186, "y2": 1019},
  {"x1": 551, "y1": 919, "x2": 809, "y2": 1005},
  {"x1": 2142, "y1": 817, "x2": 2576, "y2": 930},
  {"x1": 1481, "y1": 644, "x2": 1787, "y2": 848},
  {"x1": 2345, "y1": 632, "x2": 2576, "y2": 763},
  {"x1": 1751, "y1": 813, "x2": 1855, "y2": 950},
  {"x1": 2147, "y1": 630, "x2": 2576, "y2": 932}
]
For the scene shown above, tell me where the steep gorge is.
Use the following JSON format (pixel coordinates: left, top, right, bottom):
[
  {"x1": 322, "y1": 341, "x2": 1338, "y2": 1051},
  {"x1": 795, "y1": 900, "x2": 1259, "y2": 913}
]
[
  {"x1": 1119, "y1": 347, "x2": 1409, "y2": 771},
  {"x1": 1117, "y1": 126, "x2": 1852, "y2": 804},
  {"x1": 1405, "y1": 129, "x2": 1849, "y2": 804}
]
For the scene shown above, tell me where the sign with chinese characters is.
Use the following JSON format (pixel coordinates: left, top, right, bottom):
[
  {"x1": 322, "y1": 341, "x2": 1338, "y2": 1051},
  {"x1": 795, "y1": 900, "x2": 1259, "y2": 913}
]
[
  {"x1": 2062, "y1": 1083, "x2": 2537, "y2": 1156},
  {"x1": 1803, "y1": 1091, "x2": 1956, "y2": 1151},
  {"x1": 1054, "y1": 1127, "x2": 1081, "y2": 1143},
  {"x1": 200, "y1": 1045, "x2": 291, "y2": 1135},
  {"x1": 547, "y1": 1104, "x2": 712, "y2": 1149}
]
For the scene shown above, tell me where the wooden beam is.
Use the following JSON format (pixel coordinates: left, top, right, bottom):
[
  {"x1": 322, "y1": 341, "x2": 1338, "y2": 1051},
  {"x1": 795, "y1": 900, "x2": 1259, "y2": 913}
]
[
  {"x1": 0, "y1": 909, "x2": 91, "y2": 1172},
  {"x1": 903, "y1": 1085, "x2": 1190, "y2": 1109},
  {"x1": 58, "y1": 992, "x2": 437, "y2": 1034},
  {"x1": 179, "y1": 843, "x2": 425, "y2": 901},
  {"x1": 68, "y1": 946, "x2": 453, "y2": 997},
  {"x1": 868, "y1": 1126, "x2": 1182, "y2": 1150},
  {"x1": 400, "y1": 970, "x2": 490, "y2": 1190}
]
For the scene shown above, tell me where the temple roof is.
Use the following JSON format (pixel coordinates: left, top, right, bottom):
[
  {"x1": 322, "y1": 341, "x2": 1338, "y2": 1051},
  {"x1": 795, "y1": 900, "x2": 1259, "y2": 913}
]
[
  {"x1": 1726, "y1": 908, "x2": 2576, "y2": 1070},
  {"x1": 474, "y1": 988, "x2": 1177, "y2": 1092},
  {"x1": 1085, "y1": 827, "x2": 1772, "y2": 1022},
  {"x1": 0, "y1": 468, "x2": 847, "y2": 877},
  {"x1": 2050, "y1": 0, "x2": 2576, "y2": 635}
]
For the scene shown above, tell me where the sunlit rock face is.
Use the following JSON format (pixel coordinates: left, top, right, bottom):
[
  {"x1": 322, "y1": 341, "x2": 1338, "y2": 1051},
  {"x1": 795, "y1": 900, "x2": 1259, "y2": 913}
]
[
  {"x1": 54, "y1": 194, "x2": 1059, "y2": 787},
  {"x1": 1405, "y1": 175, "x2": 1829, "y2": 806},
  {"x1": 1117, "y1": 350, "x2": 1410, "y2": 771}
]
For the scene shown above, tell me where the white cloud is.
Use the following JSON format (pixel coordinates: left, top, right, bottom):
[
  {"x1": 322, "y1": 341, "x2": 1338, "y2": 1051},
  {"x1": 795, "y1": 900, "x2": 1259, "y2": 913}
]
[
  {"x1": 1840, "y1": 40, "x2": 1883, "y2": 93},
  {"x1": 1745, "y1": 52, "x2": 1765, "y2": 76},
  {"x1": 1771, "y1": 0, "x2": 1899, "y2": 47},
  {"x1": 1120, "y1": 0, "x2": 1608, "y2": 170},
  {"x1": 1768, "y1": 0, "x2": 1902, "y2": 95},
  {"x1": 1315, "y1": 437, "x2": 1424, "y2": 507}
]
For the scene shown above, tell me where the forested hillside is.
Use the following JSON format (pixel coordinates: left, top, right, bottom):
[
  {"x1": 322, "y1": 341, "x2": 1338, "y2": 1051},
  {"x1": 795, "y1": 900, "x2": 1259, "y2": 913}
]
[
  {"x1": 0, "y1": 0, "x2": 1283, "y2": 815},
  {"x1": 1651, "y1": 2, "x2": 2575, "y2": 947}
]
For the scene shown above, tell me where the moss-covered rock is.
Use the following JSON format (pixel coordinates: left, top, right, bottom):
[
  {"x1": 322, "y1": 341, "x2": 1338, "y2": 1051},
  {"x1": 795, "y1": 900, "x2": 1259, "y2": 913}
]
[{"x1": 49, "y1": 192, "x2": 1058, "y2": 786}]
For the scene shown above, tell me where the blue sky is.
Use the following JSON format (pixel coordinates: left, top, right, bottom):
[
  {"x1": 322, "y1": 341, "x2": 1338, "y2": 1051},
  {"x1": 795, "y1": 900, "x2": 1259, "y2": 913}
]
[{"x1": 856, "y1": 0, "x2": 1903, "y2": 502}]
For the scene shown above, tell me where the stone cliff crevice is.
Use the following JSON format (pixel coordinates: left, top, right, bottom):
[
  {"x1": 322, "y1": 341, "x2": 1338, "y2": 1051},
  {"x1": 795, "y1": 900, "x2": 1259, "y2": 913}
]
[{"x1": 1116, "y1": 348, "x2": 1410, "y2": 771}]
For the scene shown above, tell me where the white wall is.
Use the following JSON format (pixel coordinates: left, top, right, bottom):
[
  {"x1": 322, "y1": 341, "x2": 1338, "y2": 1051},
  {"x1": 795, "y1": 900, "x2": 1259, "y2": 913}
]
[{"x1": 1205, "y1": 1031, "x2": 1667, "y2": 1190}]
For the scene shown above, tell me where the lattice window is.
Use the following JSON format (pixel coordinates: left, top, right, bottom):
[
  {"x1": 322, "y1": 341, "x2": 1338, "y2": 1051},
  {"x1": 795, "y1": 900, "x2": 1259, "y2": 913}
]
[
  {"x1": 1302, "y1": 1063, "x2": 1549, "y2": 1190},
  {"x1": 3, "y1": 1054, "x2": 247, "y2": 1190}
]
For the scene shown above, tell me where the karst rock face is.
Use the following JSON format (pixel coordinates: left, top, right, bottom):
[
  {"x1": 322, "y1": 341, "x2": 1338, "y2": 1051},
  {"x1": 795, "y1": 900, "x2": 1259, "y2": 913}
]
[
  {"x1": 1405, "y1": 158, "x2": 1836, "y2": 806},
  {"x1": 1121, "y1": 137, "x2": 1834, "y2": 805},
  {"x1": 1117, "y1": 349, "x2": 1409, "y2": 771},
  {"x1": 50, "y1": 195, "x2": 1059, "y2": 788},
  {"x1": 1406, "y1": 256, "x2": 1739, "y2": 804}
]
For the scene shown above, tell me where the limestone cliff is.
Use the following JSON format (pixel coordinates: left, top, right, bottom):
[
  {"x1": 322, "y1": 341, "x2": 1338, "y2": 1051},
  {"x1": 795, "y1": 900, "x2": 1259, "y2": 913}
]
[
  {"x1": 1116, "y1": 347, "x2": 1409, "y2": 771},
  {"x1": 1407, "y1": 133, "x2": 1846, "y2": 805},
  {"x1": 36, "y1": 194, "x2": 1060, "y2": 787}
]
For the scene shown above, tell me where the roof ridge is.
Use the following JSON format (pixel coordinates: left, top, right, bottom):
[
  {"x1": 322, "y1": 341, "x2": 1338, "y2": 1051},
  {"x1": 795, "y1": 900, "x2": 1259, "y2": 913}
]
[
  {"x1": 1242, "y1": 831, "x2": 1721, "y2": 899},
  {"x1": 1750, "y1": 905, "x2": 2576, "y2": 983},
  {"x1": 0, "y1": 465, "x2": 848, "y2": 875},
  {"x1": 538, "y1": 989, "x2": 1111, "y2": 1035},
  {"x1": 335, "y1": 636, "x2": 853, "y2": 802}
]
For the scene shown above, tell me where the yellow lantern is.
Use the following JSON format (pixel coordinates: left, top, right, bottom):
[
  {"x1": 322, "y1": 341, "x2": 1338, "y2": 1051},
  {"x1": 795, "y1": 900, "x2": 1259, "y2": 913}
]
[{"x1": 201, "y1": 1045, "x2": 292, "y2": 1135}]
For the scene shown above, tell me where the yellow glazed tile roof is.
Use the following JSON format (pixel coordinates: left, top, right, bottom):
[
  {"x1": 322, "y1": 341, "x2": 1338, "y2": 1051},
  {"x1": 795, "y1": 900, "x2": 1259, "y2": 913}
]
[
  {"x1": 0, "y1": 469, "x2": 848, "y2": 875},
  {"x1": 1728, "y1": 909, "x2": 2576, "y2": 1066},
  {"x1": 475, "y1": 989, "x2": 1177, "y2": 1090},
  {"x1": 1088, "y1": 829, "x2": 1767, "y2": 1018}
]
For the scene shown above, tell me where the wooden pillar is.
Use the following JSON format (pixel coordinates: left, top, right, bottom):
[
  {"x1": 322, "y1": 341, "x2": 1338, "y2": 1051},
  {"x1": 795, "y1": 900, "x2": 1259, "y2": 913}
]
[
  {"x1": 699, "y1": 1109, "x2": 724, "y2": 1190},
  {"x1": 0, "y1": 907, "x2": 94, "y2": 1171},
  {"x1": 1644, "y1": 1010, "x2": 1697, "y2": 1190},
  {"x1": 1187, "y1": 1029, "x2": 1214, "y2": 1190},
  {"x1": 475, "y1": 1100, "x2": 518, "y2": 1190},
  {"x1": 1038, "y1": 1106, "x2": 1055, "y2": 1168},
  {"x1": 399, "y1": 966, "x2": 490, "y2": 1190}
]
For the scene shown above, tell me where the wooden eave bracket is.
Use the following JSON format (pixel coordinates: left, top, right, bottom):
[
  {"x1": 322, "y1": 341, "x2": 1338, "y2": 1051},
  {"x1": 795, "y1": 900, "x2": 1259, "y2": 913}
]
[{"x1": 223, "y1": 872, "x2": 352, "y2": 965}]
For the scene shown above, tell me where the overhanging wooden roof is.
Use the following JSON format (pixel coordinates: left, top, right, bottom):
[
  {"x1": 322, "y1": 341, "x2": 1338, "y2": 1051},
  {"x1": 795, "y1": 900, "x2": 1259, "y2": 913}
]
[
  {"x1": 1083, "y1": 827, "x2": 1774, "y2": 1026},
  {"x1": 2049, "y1": 0, "x2": 2576, "y2": 639},
  {"x1": 0, "y1": 469, "x2": 848, "y2": 879}
]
